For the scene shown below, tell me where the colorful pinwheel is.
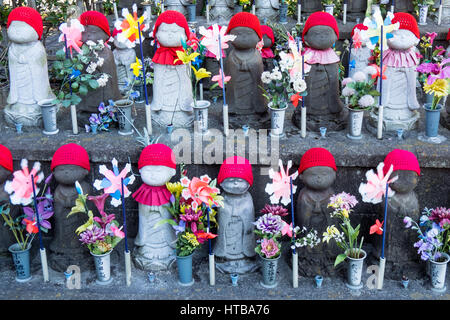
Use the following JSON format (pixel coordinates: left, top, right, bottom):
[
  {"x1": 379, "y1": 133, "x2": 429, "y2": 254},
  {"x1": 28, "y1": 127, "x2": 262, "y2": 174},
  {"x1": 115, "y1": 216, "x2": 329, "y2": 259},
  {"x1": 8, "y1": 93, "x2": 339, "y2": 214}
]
[
  {"x1": 199, "y1": 23, "x2": 236, "y2": 61},
  {"x1": 58, "y1": 19, "x2": 85, "y2": 55},
  {"x1": 265, "y1": 160, "x2": 299, "y2": 206},
  {"x1": 358, "y1": 162, "x2": 398, "y2": 204},
  {"x1": 113, "y1": 4, "x2": 149, "y2": 48},
  {"x1": 361, "y1": 11, "x2": 399, "y2": 51},
  {"x1": 5, "y1": 159, "x2": 44, "y2": 206},
  {"x1": 93, "y1": 158, "x2": 135, "y2": 207}
]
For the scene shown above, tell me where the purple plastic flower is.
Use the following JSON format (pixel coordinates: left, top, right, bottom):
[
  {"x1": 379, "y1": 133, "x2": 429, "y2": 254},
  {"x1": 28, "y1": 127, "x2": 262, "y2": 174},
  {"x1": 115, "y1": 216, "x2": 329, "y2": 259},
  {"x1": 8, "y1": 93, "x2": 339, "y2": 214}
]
[
  {"x1": 403, "y1": 216, "x2": 412, "y2": 228},
  {"x1": 254, "y1": 213, "x2": 283, "y2": 235},
  {"x1": 22, "y1": 197, "x2": 54, "y2": 230},
  {"x1": 98, "y1": 102, "x2": 106, "y2": 114},
  {"x1": 429, "y1": 207, "x2": 450, "y2": 228},
  {"x1": 260, "y1": 204, "x2": 288, "y2": 217},
  {"x1": 89, "y1": 113, "x2": 101, "y2": 125},
  {"x1": 172, "y1": 220, "x2": 186, "y2": 236},
  {"x1": 180, "y1": 208, "x2": 202, "y2": 233},
  {"x1": 329, "y1": 192, "x2": 358, "y2": 210},
  {"x1": 79, "y1": 225, "x2": 105, "y2": 244}
]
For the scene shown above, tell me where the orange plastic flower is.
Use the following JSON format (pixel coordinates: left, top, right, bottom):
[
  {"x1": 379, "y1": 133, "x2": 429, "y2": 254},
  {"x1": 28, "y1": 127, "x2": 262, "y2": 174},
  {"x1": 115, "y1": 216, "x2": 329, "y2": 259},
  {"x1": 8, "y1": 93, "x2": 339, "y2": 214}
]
[{"x1": 23, "y1": 218, "x2": 39, "y2": 234}]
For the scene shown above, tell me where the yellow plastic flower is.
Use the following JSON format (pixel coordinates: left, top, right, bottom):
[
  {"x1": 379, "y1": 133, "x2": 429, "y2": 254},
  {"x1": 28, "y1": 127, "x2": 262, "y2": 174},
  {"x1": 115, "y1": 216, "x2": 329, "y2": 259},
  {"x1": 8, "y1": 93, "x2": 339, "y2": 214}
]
[
  {"x1": 166, "y1": 182, "x2": 183, "y2": 198},
  {"x1": 183, "y1": 232, "x2": 199, "y2": 247},
  {"x1": 174, "y1": 50, "x2": 199, "y2": 65},
  {"x1": 341, "y1": 208, "x2": 349, "y2": 219},
  {"x1": 322, "y1": 225, "x2": 340, "y2": 243},
  {"x1": 130, "y1": 57, "x2": 142, "y2": 77},
  {"x1": 424, "y1": 79, "x2": 449, "y2": 98},
  {"x1": 191, "y1": 66, "x2": 211, "y2": 81}
]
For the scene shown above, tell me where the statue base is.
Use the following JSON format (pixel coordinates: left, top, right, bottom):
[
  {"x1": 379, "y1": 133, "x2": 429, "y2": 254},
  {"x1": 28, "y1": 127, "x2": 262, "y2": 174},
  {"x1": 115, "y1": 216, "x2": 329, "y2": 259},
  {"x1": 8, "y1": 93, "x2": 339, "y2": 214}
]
[
  {"x1": 152, "y1": 110, "x2": 194, "y2": 128},
  {"x1": 215, "y1": 257, "x2": 259, "y2": 274},
  {"x1": 292, "y1": 108, "x2": 348, "y2": 132},
  {"x1": 132, "y1": 246, "x2": 176, "y2": 271},
  {"x1": 4, "y1": 103, "x2": 42, "y2": 127},
  {"x1": 367, "y1": 108, "x2": 420, "y2": 134}
]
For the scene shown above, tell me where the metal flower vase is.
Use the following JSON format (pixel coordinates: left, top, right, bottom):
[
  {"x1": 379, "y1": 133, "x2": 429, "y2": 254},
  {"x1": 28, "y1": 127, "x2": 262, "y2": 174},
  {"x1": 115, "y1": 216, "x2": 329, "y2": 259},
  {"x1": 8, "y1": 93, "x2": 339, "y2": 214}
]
[
  {"x1": 279, "y1": 3, "x2": 288, "y2": 24},
  {"x1": 38, "y1": 99, "x2": 59, "y2": 135},
  {"x1": 91, "y1": 250, "x2": 113, "y2": 285},
  {"x1": 8, "y1": 243, "x2": 32, "y2": 282},
  {"x1": 418, "y1": 5, "x2": 429, "y2": 25},
  {"x1": 187, "y1": 4, "x2": 196, "y2": 22},
  {"x1": 269, "y1": 105, "x2": 287, "y2": 138},
  {"x1": 430, "y1": 253, "x2": 449, "y2": 293},
  {"x1": 324, "y1": 4, "x2": 334, "y2": 15},
  {"x1": 345, "y1": 249, "x2": 366, "y2": 290},
  {"x1": 260, "y1": 254, "x2": 280, "y2": 288},
  {"x1": 176, "y1": 252, "x2": 195, "y2": 286},
  {"x1": 116, "y1": 99, "x2": 134, "y2": 136},
  {"x1": 347, "y1": 107, "x2": 364, "y2": 139},
  {"x1": 192, "y1": 100, "x2": 210, "y2": 134},
  {"x1": 424, "y1": 103, "x2": 443, "y2": 138}
]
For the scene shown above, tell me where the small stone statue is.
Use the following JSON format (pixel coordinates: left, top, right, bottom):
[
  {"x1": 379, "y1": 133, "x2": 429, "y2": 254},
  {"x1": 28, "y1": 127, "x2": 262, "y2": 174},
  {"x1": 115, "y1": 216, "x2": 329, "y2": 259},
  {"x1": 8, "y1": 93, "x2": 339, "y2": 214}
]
[
  {"x1": 214, "y1": 156, "x2": 258, "y2": 274},
  {"x1": 225, "y1": 12, "x2": 266, "y2": 115},
  {"x1": 79, "y1": 11, "x2": 121, "y2": 117},
  {"x1": 377, "y1": 149, "x2": 422, "y2": 279},
  {"x1": 0, "y1": 145, "x2": 14, "y2": 254},
  {"x1": 132, "y1": 144, "x2": 177, "y2": 271},
  {"x1": 112, "y1": 27, "x2": 137, "y2": 94},
  {"x1": 151, "y1": 11, "x2": 194, "y2": 127},
  {"x1": 49, "y1": 143, "x2": 92, "y2": 272},
  {"x1": 260, "y1": 25, "x2": 275, "y2": 72},
  {"x1": 4, "y1": 7, "x2": 55, "y2": 127},
  {"x1": 348, "y1": 24, "x2": 371, "y2": 79},
  {"x1": 295, "y1": 148, "x2": 341, "y2": 277},
  {"x1": 369, "y1": 13, "x2": 420, "y2": 133},
  {"x1": 255, "y1": 0, "x2": 279, "y2": 20},
  {"x1": 292, "y1": 12, "x2": 346, "y2": 131},
  {"x1": 209, "y1": 0, "x2": 235, "y2": 22}
]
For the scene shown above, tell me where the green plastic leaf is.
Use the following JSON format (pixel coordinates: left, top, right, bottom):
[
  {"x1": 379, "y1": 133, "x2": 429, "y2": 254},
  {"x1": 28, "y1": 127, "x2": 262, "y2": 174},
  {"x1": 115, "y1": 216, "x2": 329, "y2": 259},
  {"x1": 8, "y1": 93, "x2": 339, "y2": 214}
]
[
  {"x1": 334, "y1": 253, "x2": 347, "y2": 267},
  {"x1": 79, "y1": 84, "x2": 88, "y2": 96},
  {"x1": 61, "y1": 100, "x2": 71, "y2": 108},
  {"x1": 153, "y1": 218, "x2": 177, "y2": 229},
  {"x1": 88, "y1": 80, "x2": 99, "y2": 90},
  {"x1": 71, "y1": 94, "x2": 82, "y2": 105}
]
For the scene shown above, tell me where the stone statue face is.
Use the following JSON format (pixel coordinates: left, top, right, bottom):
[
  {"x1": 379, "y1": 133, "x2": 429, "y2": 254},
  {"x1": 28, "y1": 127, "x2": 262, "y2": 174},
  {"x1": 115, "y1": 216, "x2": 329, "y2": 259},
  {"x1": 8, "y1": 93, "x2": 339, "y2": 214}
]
[
  {"x1": 387, "y1": 29, "x2": 419, "y2": 50},
  {"x1": 0, "y1": 167, "x2": 11, "y2": 184},
  {"x1": 113, "y1": 37, "x2": 129, "y2": 49},
  {"x1": 300, "y1": 166, "x2": 336, "y2": 191},
  {"x1": 53, "y1": 165, "x2": 89, "y2": 185},
  {"x1": 7, "y1": 21, "x2": 39, "y2": 43},
  {"x1": 139, "y1": 165, "x2": 176, "y2": 186},
  {"x1": 82, "y1": 25, "x2": 109, "y2": 44},
  {"x1": 220, "y1": 177, "x2": 250, "y2": 195},
  {"x1": 304, "y1": 25, "x2": 337, "y2": 50},
  {"x1": 156, "y1": 22, "x2": 187, "y2": 48},
  {"x1": 230, "y1": 27, "x2": 260, "y2": 50},
  {"x1": 389, "y1": 170, "x2": 418, "y2": 194},
  {"x1": 263, "y1": 34, "x2": 272, "y2": 48}
]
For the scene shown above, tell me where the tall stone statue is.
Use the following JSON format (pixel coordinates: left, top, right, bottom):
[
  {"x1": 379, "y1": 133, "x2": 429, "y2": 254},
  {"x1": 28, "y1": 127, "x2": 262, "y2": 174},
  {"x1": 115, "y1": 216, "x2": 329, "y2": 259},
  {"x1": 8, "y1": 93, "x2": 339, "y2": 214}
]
[
  {"x1": 292, "y1": 12, "x2": 346, "y2": 131},
  {"x1": 348, "y1": 24, "x2": 371, "y2": 79},
  {"x1": 214, "y1": 156, "x2": 258, "y2": 274},
  {"x1": 295, "y1": 148, "x2": 341, "y2": 277},
  {"x1": 151, "y1": 11, "x2": 194, "y2": 127},
  {"x1": 112, "y1": 27, "x2": 137, "y2": 95},
  {"x1": 209, "y1": 0, "x2": 234, "y2": 22},
  {"x1": 368, "y1": 13, "x2": 420, "y2": 133},
  {"x1": 132, "y1": 144, "x2": 177, "y2": 271},
  {"x1": 225, "y1": 12, "x2": 266, "y2": 116},
  {"x1": 0, "y1": 145, "x2": 14, "y2": 254},
  {"x1": 377, "y1": 149, "x2": 421, "y2": 279},
  {"x1": 49, "y1": 143, "x2": 92, "y2": 272},
  {"x1": 260, "y1": 25, "x2": 275, "y2": 72},
  {"x1": 79, "y1": 11, "x2": 121, "y2": 117},
  {"x1": 4, "y1": 7, "x2": 55, "y2": 127},
  {"x1": 255, "y1": 0, "x2": 279, "y2": 20}
]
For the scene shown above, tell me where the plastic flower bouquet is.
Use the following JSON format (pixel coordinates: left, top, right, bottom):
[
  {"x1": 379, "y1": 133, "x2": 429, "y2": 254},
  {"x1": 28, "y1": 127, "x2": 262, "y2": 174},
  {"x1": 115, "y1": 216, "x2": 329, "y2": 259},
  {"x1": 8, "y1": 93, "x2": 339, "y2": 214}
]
[
  {"x1": 417, "y1": 58, "x2": 450, "y2": 110},
  {"x1": 341, "y1": 70, "x2": 380, "y2": 111},
  {"x1": 157, "y1": 170, "x2": 223, "y2": 257},
  {"x1": 254, "y1": 212, "x2": 283, "y2": 259},
  {"x1": 69, "y1": 184, "x2": 125, "y2": 255},
  {"x1": 323, "y1": 192, "x2": 364, "y2": 266},
  {"x1": 404, "y1": 207, "x2": 450, "y2": 262}
]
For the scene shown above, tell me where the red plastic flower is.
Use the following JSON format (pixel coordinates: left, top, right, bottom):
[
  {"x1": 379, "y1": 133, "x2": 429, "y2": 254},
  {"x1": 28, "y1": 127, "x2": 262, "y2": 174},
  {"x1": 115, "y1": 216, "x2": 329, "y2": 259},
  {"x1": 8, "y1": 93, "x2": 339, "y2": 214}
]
[
  {"x1": 290, "y1": 93, "x2": 303, "y2": 108},
  {"x1": 23, "y1": 218, "x2": 39, "y2": 234},
  {"x1": 370, "y1": 219, "x2": 384, "y2": 235},
  {"x1": 194, "y1": 231, "x2": 217, "y2": 244}
]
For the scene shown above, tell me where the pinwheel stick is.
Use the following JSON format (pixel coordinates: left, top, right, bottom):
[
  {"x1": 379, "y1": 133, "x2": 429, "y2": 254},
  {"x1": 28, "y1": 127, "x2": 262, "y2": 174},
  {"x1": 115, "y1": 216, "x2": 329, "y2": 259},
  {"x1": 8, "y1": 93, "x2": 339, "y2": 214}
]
[
  {"x1": 207, "y1": 207, "x2": 215, "y2": 286},
  {"x1": 218, "y1": 33, "x2": 229, "y2": 136},
  {"x1": 297, "y1": 0, "x2": 302, "y2": 25},
  {"x1": 343, "y1": 1, "x2": 347, "y2": 24},
  {"x1": 31, "y1": 174, "x2": 49, "y2": 282},
  {"x1": 137, "y1": 21, "x2": 152, "y2": 136},
  {"x1": 206, "y1": 0, "x2": 210, "y2": 23},
  {"x1": 121, "y1": 178, "x2": 131, "y2": 286},
  {"x1": 63, "y1": 34, "x2": 78, "y2": 135},
  {"x1": 377, "y1": 181, "x2": 389, "y2": 290},
  {"x1": 377, "y1": 26, "x2": 384, "y2": 140},
  {"x1": 300, "y1": 50, "x2": 306, "y2": 138},
  {"x1": 290, "y1": 177, "x2": 299, "y2": 288},
  {"x1": 438, "y1": 2, "x2": 443, "y2": 25}
]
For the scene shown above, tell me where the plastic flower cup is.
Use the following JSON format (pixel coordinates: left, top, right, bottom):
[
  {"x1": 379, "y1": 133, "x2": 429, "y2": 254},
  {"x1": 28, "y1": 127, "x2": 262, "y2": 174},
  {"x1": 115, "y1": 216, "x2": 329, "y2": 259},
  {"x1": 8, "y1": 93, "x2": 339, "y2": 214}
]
[
  {"x1": 64, "y1": 270, "x2": 73, "y2": 280},
  {"x1": 242, "y1": 125, "x2": 249, "y2": 135},
  {"x1": 401, "y1": 277, "x2": 409, "y2": 289},
  {"x1": 231, "y1": 273, "x2": 239, "y2": 286},
  {"x1": 148, "y1": 272, "x2": 155, "y2": 283},
  {"x1": 315, "y1": 275, "x2": 323, "y2": 288},
  {"x1": 397, "y1": 128, "x2": 404, "y2": 140},
  {"x1": 15, "y1": 122, "x2": 23, "y2": 134},
  {"x1": 319, "y1": 127, "x2": 327, "y2": 138},
  {"x1": 167, "y1": 124, "x2": 174, "y2": 134}
]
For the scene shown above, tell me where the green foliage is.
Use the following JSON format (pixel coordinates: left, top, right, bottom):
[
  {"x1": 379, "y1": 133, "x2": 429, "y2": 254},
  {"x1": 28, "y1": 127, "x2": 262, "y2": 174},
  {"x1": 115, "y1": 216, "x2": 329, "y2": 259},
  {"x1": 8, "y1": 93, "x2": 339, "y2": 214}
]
[{"x1": 344, "y1": 78, "x2": 380, "y2": 110}]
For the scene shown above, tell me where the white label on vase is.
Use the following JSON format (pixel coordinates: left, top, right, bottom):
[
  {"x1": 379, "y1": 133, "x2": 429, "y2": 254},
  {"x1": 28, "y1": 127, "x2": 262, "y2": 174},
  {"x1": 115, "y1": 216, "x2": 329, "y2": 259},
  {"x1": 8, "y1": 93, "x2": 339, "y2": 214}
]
[
  {"x1": 419, "y1": 6, "x2": 428, "y2": 24},
  {"x1": 350, "y1": 111, "x2": 363, "y2": 136},
  {"x1": 325, "y1": 6, "x2": 334, "y2": 15}
]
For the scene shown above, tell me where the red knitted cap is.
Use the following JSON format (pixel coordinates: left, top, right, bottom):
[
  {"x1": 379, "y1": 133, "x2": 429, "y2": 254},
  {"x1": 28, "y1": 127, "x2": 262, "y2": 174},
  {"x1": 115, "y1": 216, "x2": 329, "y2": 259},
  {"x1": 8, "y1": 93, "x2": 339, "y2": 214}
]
[
  {"x1": 298, "y1": 148, "x2": 337, "y2": 174},
  {"x1": 51, "y1": 143, "x2": 90, "y2": 172},
  {"x1": 383, "y1": 149, "x2": 420, "y2": 176},
  {"x1": 152, "y1": 10, "x2": 190, "y2": 39},
  {"x1": 79, "y1": 10, "x2": 111, "y2": 38},
  {"x1": 302, "y1": 11, "x2": 339, "y2": 42},
  {"x1": 0, "y1": 144, "x2": 13, "y2": 172},
  {"x1": 351, "y1": 23, "x2": 368, "y2": 38},
  {"x1": 261, "y1": 25, "x2": 274, "y2": 45},
  {"x1": 391, "y1": 12, "x2": 419, "y2": 39},
  {"x1": 7, "y1": 6, "x2": 43, "y2": 40},
  {"x1": 447, "y1": 28, "x2": 450, "y2": 41},
  {"x1": 138, "y1": 144, "x2": 176, "y2": 170},
  {"x1": 226, "y1": 12, "x2": 262, "y2": 40},
  {"x1": 218, "y1": 156, "x2": 253, "y2": 186}
]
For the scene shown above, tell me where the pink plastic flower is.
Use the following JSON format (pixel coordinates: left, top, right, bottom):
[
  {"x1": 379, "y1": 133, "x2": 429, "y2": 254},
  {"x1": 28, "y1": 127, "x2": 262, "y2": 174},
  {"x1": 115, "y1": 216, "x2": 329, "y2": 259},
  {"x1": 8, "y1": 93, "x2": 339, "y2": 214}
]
[
  {"x1": 426, "y1": 32, "x2": 437, "y2": 45},
  {"x1": 265, "y1": 160, "x2": 298, "y2": 206},
  {"x1": 199, "y1": 24, "x2": 236, "y2": 61},
  {"x1": 5, "y1": 159, "x2": 44, "y2": 206},
  {"x1": 352, "y1": 30, "x2": 363, "y2": 50},
  {"x1": 359, "y1": 162, "x2": 398, "y2": 204},
  {"x1": 111, "y1": 225, "x2": 125, "y2": 238},
  {"x1": 281, "y1": 221, "x2": 293, "y2": 238},
  {"x1": 261, "y1": 238, "x2": 280, "y2": 258},
  {"x1": 212, "y1": 69, "x2": 231, "y2": 89}
]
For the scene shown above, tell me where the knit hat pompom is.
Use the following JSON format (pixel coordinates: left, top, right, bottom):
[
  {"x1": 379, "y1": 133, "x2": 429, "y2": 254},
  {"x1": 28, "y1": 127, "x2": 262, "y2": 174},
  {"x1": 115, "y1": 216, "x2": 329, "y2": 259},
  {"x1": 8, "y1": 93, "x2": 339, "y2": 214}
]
[
  {"x1": 79, "y1": 10, "x2": 111, "y2": 37},
  {"x1": 391, "y1": 12, "x2": 420, "y2": 39},
  {"x1": 226, "y1": 12, "x2": 263, "y2": 40},
  {"x1": 302, "y1": 11, "x2": 339, "y2": 42},
  {"x1": 383, "y1": 149, "x2": 420, "y2": 176},
  {"x1": 51, "y1": 143, "x2": 90, "y2": 172},
  {"x1": 218, "y1": 156, "x2": 253, "y2": 186},
  {"x1": 299, "y1": 148, "x2": 337, "y2": 174},
  {"x1": 138, "y1": 144, "x2": 176, "y2": 170},
  {"x1": 7, "y1": 6, "x2": 43, "y2": 40},
  {"x1": 152, "y1": 10, "x2": 190, "y2": 39}
]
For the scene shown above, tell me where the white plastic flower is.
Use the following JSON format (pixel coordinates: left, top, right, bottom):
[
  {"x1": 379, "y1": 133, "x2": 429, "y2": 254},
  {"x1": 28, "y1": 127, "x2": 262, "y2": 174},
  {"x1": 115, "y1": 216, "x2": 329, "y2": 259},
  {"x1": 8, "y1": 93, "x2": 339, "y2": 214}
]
[
  {"x1": 96, "y1": 57, "x2": 104, "y2": 67},
  {"x1": 86, "y1": 62, "x2": 97, "y2": 74},
  {"x1": 271, "y1": 70, "x2": 282, "y2": 81},
  {"x1": 364, "y1": 65, "x2": 377, "y2": 77},
  {"x1": 97, "y1": 74, "x2": 109, "y2": 87},
  {"x1": 342, "y1": 77, "x2": 354, "y2": 86},
  {"x1": 358, "y1": 94, "x2": 375, "y2": 108},
  {"x1": 342, "y1": 86, "x2": 356, "y2": 97},
  {"x1": 261, "y1": 71, "x2": 272, "y2": 84},
  {"x1": 353, "y1": 71, "x2": 367, "y2": 82},
  {"x1": 293, "y1": 78, "x2": 307, "y2": 93}
]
